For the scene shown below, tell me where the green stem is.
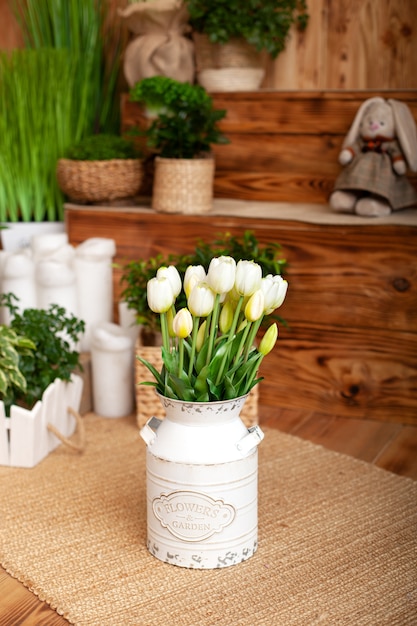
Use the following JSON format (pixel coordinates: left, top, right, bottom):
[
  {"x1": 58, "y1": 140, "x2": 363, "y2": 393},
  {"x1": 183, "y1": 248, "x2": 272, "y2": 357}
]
[
  {"x1": 178, "y1": 337, "x2": 184, "y2": 378},
  {"x1": 244, "y1": 316, "x2": 264, "y2": 361},
  {"x1": 188, "y1": 316, "x2": 200, "y2": 378},
  {"x1": 214, "y1": 295, "x2": 244, "y2": 386},
  {"x1": 206, "y1": 293, "x2": 221, "y2": 366},
  {"x1": 160, "y1": 312, "x2": 170, "y2": 354}
]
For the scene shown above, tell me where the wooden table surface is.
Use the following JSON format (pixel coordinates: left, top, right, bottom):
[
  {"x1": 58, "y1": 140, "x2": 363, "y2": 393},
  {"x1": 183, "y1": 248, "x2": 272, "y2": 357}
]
[{"x1": 1, "y1": 406, "x2": 416, "y2": 625}]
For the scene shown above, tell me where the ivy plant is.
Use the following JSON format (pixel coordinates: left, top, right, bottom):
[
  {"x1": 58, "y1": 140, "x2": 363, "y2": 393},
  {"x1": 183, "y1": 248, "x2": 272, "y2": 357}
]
[{"x1": 186, "y1": 0, "x2": 309, "y2": 59}]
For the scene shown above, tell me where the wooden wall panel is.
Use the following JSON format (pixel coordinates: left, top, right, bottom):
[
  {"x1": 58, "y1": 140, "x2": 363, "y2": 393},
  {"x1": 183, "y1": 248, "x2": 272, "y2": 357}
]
[
  {"x1": 65, "y1": 204, "x2": 417, "y2": 425},
  {"x1": 122, "y1": 91, "x2": 417, "y2": 204},
  {"x1": 324, "y1": 0, "x2": 417, "y2": 89},
  {"x1": 1, "y1": 0, "x2": 416, "y2": 90}
]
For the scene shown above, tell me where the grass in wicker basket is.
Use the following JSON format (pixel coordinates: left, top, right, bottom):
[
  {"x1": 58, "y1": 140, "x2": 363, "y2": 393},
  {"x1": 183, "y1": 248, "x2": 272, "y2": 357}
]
[{"x1": 57, "y1": 134, "x2": 144, "y2": 203}]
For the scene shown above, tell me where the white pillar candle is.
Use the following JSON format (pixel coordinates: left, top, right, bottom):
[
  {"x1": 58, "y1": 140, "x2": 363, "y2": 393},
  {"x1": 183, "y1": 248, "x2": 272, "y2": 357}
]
[
  {"x1": 35, "y1": 259, "x2": 78, "y2": 316},
  {"x1": 31, "y1": 232, "x2": 69, "y2": 260},
  {"x1": 118, "y1": 300, "x2": 140, "y2": 345},
  {"x1": 1, "y1": 250, "x2": 36, "y2": 323},
  {"x1": 90, "y1": 322, "x2": 134, "y2": 418},
  {"x1": 73, "y1": 238, "x2": 116, "y2": 351}
]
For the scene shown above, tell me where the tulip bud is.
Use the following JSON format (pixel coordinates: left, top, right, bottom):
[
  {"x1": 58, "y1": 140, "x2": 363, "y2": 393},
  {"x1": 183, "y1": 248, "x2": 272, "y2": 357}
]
[
  {"x1": 219, "y1": 300, "x2": 234, "y2": 333},
  {"x1": 235, "y1": 260, "x2": 262, "y2": 296},
  {"x1": 237, "y1": 319, "x2": 248, "y2": 333},
  {"x1": 244, "y1": 289, "x2": 265, "y2": 322},
  {"x1": 207, "y1": 256, "x2": 236, "y2": 294},
  {"x1": 157, "y1": 265, "x2": 182, "y2": 298},
  {"x1": 196, "y1": 320, "x2": 207, "y2": 352},
  {"x1": 147, "y1": 276, "x2": 175, "y2": 313},
  {"x1": 173, "y1": 308, "x2": 193, "y2": 339},
  {"x1": 188, "y1": 282, "x2": 215, "y2": 317},
  {"x1": 258, "y1": 323, "x2": 278, "y2": 356},
  {"x1": 261, "y1": 275, "x2": 288, "y2": 314},
  {"x1": 184, "y1": 265, "x2": 206, "y2": 297},
  {"x1": 167, "y1": 306, "x2": 175, "y2": 337}
]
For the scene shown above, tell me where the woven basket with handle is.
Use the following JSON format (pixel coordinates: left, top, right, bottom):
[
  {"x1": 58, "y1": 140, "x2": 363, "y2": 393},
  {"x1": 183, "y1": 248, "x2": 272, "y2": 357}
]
[{"x1": 135, "y1": 344, "x2": 259, "y2": 429}]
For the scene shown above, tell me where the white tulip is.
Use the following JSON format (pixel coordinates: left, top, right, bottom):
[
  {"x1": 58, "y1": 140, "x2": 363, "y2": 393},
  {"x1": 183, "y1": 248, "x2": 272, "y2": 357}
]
[
  {"x1": 147, "y1": 276, "x2": 175, "y2": 313},
  {"x1": 188, "y1": 282, "x2": 215, "y2": 317},
  {"x1": 235, "y1": 260, "x2": 262, "y2": 296},
  {"x1": 207, "y1": 256, "x2": 236, "y2": 294},
  {"x1": 157, "y1": 265, "x2": 182, "y2": 298},
  {"x1": 261, "y1": 274, "x2": 288, "y2": 313}
]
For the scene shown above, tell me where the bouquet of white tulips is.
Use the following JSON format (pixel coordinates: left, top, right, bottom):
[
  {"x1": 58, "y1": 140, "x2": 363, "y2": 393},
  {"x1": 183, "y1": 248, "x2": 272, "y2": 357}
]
[{"x1": 139, "y1": 256, "x2": 288, "y2": 402}]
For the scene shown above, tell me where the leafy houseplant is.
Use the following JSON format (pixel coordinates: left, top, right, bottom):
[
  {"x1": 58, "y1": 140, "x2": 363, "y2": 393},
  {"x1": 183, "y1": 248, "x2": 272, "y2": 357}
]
[
  {"x1": 121, "y1": 230, "x2": 287, "y2": 338},
  {"x1": 0, "y1": 294, "x2": 85, "y2": 414},
  {"x1": 129, "y1": 76, "x2": 229, "y2": 159},
  {"x1": 186, "y1": 0, "x2": 309, "y2": 59},
  {"x1": 186, "y1": 0, "x2": 309, "y2": 91},
  {"x1": 129, "y1": 76, "x2": 229, "y2": 213},
  {"x1": 56, "y1": 134, "x2": 144, "y2": 203}
]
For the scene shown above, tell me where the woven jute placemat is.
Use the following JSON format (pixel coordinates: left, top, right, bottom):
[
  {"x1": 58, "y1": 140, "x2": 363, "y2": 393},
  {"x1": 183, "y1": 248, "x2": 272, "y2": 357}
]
[{"x1": 1, "y1": 414, "x2": 416, "y2": 626}]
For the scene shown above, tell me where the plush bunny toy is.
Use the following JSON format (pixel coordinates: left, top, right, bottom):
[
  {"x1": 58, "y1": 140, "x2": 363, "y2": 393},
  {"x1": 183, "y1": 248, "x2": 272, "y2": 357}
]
[{"x1": 329, "y1": 98, "x2": 417, "y2": 216}]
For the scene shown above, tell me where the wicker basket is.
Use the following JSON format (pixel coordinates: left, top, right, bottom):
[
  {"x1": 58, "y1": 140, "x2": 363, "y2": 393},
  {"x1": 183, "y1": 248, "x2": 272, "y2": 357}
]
[
  {"x1": 135, "y1": 344, "x2": 259, "y2": 429},
  {"x1": 151, "y1": 156, "x2": 214, "y2": 214},
  {"x1": 192, "y1": 33, "x2": 262, "y2": 71},
  {"x1": 56, "y1": 158, "x2": 144, "y2": 203}
]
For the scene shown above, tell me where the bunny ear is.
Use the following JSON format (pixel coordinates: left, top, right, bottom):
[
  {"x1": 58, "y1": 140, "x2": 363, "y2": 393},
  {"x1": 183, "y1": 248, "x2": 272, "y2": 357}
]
[
  {"x1": 342, "y1": 97, "x2": 385, "y2": 148},
  {"x1": 389, "y1": 99, "x2": 417, "y2": 172}
]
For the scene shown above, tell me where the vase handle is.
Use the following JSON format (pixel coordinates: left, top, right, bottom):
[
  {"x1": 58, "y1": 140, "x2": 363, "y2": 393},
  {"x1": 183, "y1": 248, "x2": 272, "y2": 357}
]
[
  {"x1": 140, "y1": 416, "x2": 162, "y2": 446},
  {"x1": 236, "y1": 425, "x2": 264, "y2": 455}
]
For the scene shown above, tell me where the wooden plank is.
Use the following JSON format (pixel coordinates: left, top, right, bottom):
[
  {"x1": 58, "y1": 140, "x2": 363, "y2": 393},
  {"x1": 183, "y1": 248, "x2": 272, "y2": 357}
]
[
  {"x1": 287, "y1": 412, "x2": 402, "y2": 463},
  {"x1": 122, "y1": 92, "x2": 417, "y2": 136},
  {"x1": 259, "y1": 321, "x2": 417, "y2": 423},
  {"x1": 375, "y1": 426, "x2": 417, "y2": 479},
  {"x1": 0, "y1": 568, "x2": 66, "y2": 625},
  {"x1": 213, "y1": 171, "x2": 335, "y2": 203}
]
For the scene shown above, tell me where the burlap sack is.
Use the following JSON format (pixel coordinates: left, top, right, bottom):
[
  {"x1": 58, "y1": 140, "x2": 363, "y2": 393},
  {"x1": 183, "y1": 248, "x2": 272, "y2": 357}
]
[{"x1": 120, "y1": 0, "x2": 195, "y2": 86}]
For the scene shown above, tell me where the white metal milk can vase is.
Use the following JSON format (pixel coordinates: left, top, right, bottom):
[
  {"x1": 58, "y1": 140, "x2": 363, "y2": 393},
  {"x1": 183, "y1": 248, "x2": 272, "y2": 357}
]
[{"x1": 140, "y1": 393, "x2": 264, "y2": 569}]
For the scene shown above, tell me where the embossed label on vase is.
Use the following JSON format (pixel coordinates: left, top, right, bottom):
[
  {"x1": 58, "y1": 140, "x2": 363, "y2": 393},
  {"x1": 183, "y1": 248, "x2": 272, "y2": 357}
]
[{"x1": 152, "y1": 491, "x2": 236, "y2": 542}]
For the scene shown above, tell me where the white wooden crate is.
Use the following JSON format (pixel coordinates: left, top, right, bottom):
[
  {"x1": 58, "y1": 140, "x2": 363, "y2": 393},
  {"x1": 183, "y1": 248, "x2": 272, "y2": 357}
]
[{"x1": 0, "y1": 373, "x2": 83, "y2": 468}]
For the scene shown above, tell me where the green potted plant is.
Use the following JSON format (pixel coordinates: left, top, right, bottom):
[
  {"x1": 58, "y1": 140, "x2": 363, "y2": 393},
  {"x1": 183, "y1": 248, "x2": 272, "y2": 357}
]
[
  {"x1": 186, "y1": 0, "x2": 309, "y2": 91},
  {"x1": 1, "y1": 0, "x2": 122, "y2": 248},
  {"x1": 129, "y1": 75, "x2": 229, "y2": 213},
  {"x1": 0, "y1": 294, "x2": 85, "y2": 468},
  {"x1": 57, "y1": 134, "x2": 144, "y2": 204}
]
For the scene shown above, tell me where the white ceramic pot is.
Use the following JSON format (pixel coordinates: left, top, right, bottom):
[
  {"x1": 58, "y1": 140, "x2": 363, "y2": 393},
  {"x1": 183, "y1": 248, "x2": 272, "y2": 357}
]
[{"x1": 140, "y1": 393, "x2": 264, "y2": 569}]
